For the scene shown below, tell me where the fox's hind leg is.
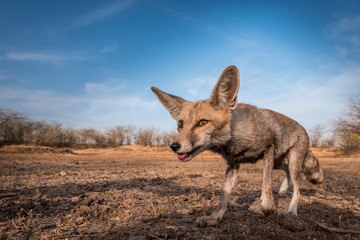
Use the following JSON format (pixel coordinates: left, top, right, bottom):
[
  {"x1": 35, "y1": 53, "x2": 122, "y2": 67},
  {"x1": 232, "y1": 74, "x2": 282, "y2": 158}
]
[
  {"x1": 196, "y1": 164, "x2": 240, "y2": 227},
  {"x1": 275, "y1": 163, "x2": 290, "y2": 196},
  {"x1": 285, "y1": 148, "x2": 306, "y2": 215}
]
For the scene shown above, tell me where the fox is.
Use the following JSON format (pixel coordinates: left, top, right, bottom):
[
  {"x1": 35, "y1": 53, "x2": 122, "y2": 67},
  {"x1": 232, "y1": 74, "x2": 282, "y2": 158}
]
[{"x1": 151, "y1": 65, "x2": 324, "y2": 227}]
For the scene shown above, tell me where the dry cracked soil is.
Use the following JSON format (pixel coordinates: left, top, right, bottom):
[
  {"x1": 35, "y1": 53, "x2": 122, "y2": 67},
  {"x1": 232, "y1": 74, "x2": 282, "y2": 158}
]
[{"x1": 0, "y1": 145, "x2": 359, "y2": 239}]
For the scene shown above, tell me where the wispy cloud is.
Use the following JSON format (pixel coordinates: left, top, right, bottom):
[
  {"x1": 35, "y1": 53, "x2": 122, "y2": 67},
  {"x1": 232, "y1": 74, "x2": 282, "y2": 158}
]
[
  {"x1": 164, "y1": 7, "x2": 193, "y2": 21},
  {"x1": 5, "y1": 52, "x2": 66, "y2": 62},
  {"x1": 327, "y1": 15, "x2": 360, "y2": 55},
  {"x1": 100, "y1": 42, "x2": 119, "y2": 54},
  {"x1": 3, "y1": 52, "x2": 88, "y2": 63},
  {"x1": 239, "y1": 65, "x2": 360, "y2": 130},
  {"x1": 0, "y1": 85, "x2": 158, "y2": 128},
  {"x1": 332, "y1": 15, "x2": 360, "y2": 33},
  {"x1": 226, "y1": 35, "x2": 257, "y2": 48},
  {"x1": 183, "y1": 76, "x2": 217, "y2": 100},
  {"x1": 85, "y1": 79, "x2": 126, "y2": 93},
  {"x1": 0, "y1": 70, "x2": 9, "y2": 81},
  {"x1": 69, "y1": 0, "x2": 137, "y2": 31}
]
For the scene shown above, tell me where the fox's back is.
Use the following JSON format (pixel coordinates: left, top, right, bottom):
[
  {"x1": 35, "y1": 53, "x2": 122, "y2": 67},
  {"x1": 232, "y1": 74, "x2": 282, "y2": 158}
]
[{"x1": 212, "y1": 103, "x2": 309, "y2": 164}]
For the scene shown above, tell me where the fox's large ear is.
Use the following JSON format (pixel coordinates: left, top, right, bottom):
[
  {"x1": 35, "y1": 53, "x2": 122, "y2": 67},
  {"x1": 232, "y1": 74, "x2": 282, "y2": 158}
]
[
  {"x1": 151, "y1": 87, "x2": 187, "y2": 119},
  {"x1": 210, "y1": 65, "x2": 239, "y2": 110}
]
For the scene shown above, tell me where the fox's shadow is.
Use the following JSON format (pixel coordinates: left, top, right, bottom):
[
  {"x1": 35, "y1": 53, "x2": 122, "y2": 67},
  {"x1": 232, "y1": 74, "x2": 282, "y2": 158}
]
[{"x1": 1, "y1": 173, "x2": 324, "y2": 222}]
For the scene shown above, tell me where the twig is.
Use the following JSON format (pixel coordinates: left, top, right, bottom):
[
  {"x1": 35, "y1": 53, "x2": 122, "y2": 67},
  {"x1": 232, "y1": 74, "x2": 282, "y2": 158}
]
[
  {"x1": 0, "y1": 193, "x2": 33, "y2": 200},
  {"x1": 100, "y1": 222, "x2": 115, "y2": 240},
  {"x1": 316, "y1": 222, "x2": 360, "y2": 234},
  {"x1": 45, "y1": 233, "x2": 98, "y2": 238},
  {"x1": 12, "y1": 218, "x2": 20, "y2": 229},
  {"x1": 146, "y1": 232, "x2": 164, "y2": 240},
  {"x1": 119, "y1": 227, "x2": 134, "y2": 240},
  {"x1": 0, "y1": 193, "x2": 18, "y2": 198}
]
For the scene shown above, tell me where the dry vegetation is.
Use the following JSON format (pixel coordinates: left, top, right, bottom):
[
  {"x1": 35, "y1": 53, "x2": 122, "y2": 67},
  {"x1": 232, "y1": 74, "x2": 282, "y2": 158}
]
[
  {"x1": 333, "y1": 95, "x2": 360, "y2": 153},
  {"x1": 0, "y1": 109, "x2": 177, "y2": 148},
  {"x1": 308, "y1": 94, "x2": 360, "y2": 153},
  {"x1": 2, "y1": 94, "x2": 359, "y2": 152},
  {"x1": 0, "y1": 145, "x2": 359, "y2": 239}
]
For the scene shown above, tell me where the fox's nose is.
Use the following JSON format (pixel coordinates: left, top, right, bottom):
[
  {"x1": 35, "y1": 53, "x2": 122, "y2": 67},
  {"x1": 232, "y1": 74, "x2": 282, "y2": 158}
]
[{"x1": 170, "y1": 142, "x2": 181, "y2": 152}]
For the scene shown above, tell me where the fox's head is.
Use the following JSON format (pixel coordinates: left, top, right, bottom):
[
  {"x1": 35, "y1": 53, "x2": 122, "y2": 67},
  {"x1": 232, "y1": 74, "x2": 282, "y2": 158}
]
[{"x1": 151, "y1": 66, "x2": 239, "y2": 162}]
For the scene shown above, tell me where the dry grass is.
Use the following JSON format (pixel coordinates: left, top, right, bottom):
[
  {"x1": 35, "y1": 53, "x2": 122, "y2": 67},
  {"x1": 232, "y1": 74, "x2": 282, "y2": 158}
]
[{"x1": 0, "y1": 145, "x2": 359, "y2": 239}]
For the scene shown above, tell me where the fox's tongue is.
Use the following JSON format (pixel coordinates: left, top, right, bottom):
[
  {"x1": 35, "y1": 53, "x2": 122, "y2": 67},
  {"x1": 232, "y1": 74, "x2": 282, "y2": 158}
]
[{"x1": 177, "y1": 153, "x2": 188, "y2": 160}]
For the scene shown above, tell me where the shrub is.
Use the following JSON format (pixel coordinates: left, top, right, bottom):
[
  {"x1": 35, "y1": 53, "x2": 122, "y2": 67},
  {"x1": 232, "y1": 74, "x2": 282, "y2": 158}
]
[{"x1": 333, "y1": 94, "x2": 360, "y2": 153}]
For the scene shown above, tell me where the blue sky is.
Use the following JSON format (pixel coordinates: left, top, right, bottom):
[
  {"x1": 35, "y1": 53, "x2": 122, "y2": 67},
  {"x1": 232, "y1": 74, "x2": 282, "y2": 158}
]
[{"x1": 1, "y1": 0, "x2": 360, "y2": 132}]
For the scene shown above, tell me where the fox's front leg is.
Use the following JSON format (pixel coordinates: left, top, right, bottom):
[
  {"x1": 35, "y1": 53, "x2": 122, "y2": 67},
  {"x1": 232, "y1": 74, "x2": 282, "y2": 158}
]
[
  {"x1": 260, "y1": 145, "x2": 276, "y2": 215},
  {"x1": 196, "y1": 164, "x2": 240, "y2": 227}
]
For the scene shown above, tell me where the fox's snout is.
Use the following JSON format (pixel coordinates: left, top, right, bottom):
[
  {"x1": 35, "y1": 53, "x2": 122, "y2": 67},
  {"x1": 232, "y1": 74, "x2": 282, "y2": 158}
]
[
  {"x1": 170, "y1": 142, "x2": 181, "y2": 152},
  {"x1": 170, "y1": 142, "x2": 190, "y2": 161}
]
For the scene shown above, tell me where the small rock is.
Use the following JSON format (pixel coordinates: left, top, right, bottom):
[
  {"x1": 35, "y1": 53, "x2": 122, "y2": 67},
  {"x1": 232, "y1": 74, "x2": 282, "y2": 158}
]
[
  {"x1": 282, "y1": 215, "x2": 307, "y2": 232},
  {"x1": 71, "y1": 196, "x2": 79, "y2": 203},
  {"x1": 98, "y1": 205, "x2": 110, "y2": 214},
  {"x1": 75, "y1": 217, "x2": 84, "y2": 223},
  {"x1": 161, "y1": 227, "x2": 178, "y2": 239},
  {"x1": 40, "y1": 199, "x2": 48, "y2": 206},
  {"x1": 77, "y1": 206, "x2": 91, "y2": 216},
  {"x1": 59, "y1": 171, "x2": 66, "y2": 177},
  {"x1": 78, "y1": 205, "x2": 90, "y2": 213},
  {"x1": 85, "y1": 192, "x2": 100, "y2": 201}
]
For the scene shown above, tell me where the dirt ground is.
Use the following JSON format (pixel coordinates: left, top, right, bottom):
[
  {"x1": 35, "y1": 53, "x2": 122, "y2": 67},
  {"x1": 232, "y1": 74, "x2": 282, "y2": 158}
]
[{"x1": 0, "y1": 145, "x2": 359, "y2": 240}]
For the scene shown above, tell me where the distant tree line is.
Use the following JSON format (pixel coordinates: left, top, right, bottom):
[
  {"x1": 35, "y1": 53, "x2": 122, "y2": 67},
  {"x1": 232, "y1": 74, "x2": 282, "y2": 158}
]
[
  {"x1": 308, "y1": 94, "x2": 360, "y2": 153},
  {"x1": 0, "y1": 109, "x2": 177, "y2": 148},
  {"x1": 333, "y1": 95, "x2": 360, "y2": 153},
  {"x1": 308, "y1": 124, "x2": 335, "y2": 148},
  {"x1": 1, "y1": 94, "x2": 359, "y2": 152}
]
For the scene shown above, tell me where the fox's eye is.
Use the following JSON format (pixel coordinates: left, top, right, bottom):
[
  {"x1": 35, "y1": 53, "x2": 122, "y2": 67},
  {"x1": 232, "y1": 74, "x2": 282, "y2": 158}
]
[
  {"x1": 178, "y1": 120, "x2": 183, "y2": 129},
  {"x1": 197, "y1": 120, "x2": 208, "y2": 127}
]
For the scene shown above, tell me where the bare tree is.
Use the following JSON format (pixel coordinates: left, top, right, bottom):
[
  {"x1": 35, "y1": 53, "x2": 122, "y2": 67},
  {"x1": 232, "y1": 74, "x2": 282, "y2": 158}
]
[
  {"x1": 153, "y1": 133, "x2": 162, "y2": 146},
  {"x1": 77, "y1": 128, "x2": 106, "y2": 147},
  {"x1": 77, "y1": 128, "x2": 94, "y2": 145},
  {"x1": 309, "y1": 124, "x2": 325, "y2": 147},
  {"x1": 135, "y1": 128, "x2": 157, "y2": 146},
  {"x1": 160, "y1": 130, "x2": 178, "y2": 146},
  {"x1": 333, "y1": 94, "x2": 360, "y2": 153},
  {"x1": 148, "y1": 130, "x2": 177, "y2": 146},
  {"x1": 54, "y1": 124, "x2": 77, "y2": 147},
  {"x1": 0, "y1": 109, "x2": 29, "y2": 144},
  {"x1": 320, "y1": 135, "x2": 336, "y2": 148},
  {"x1": 32, "y1": 121, "x2": 61, "y2": 146},
  {"x1": 106, "y1": 125, "x2": 127, "y2": 147},
  {"x1": 124, "y1": 125, "x2": 136, "y2": 145}
]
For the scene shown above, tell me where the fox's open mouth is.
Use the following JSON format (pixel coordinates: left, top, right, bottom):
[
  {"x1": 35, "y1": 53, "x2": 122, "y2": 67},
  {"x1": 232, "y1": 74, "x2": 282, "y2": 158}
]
[{"x1": 176, "y1": 146, "x2": 203, "y2": 162}]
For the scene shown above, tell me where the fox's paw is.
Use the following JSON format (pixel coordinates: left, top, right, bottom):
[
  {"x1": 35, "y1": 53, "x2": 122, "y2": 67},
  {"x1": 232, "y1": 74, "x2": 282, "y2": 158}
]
[
  {"x1": 284, "y1": 209, "x2": 297, "y2": 216},
  {"x1": 260, "y1": 200, "x2": 277, "y2": 216},
  {"x1": 195, "y1": 216, "x2": 219, "y2": 227}
]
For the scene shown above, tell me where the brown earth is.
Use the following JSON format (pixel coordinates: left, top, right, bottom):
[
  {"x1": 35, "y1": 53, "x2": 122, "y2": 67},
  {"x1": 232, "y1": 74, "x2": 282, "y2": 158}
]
[{"x1": 0, "y1": 145, "x2": 359, "y2": 239}]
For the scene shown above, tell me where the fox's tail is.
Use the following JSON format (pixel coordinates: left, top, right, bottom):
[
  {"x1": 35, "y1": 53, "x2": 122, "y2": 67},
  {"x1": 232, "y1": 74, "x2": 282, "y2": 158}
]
[{"x1": 302, "y1": 150, "x2": 324, "y2": 184}]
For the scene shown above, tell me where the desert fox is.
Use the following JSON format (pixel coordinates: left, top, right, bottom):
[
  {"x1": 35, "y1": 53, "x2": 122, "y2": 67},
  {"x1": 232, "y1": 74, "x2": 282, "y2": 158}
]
[{"x1": 151, "y1": 65, "x2": 324, "y2": 227}]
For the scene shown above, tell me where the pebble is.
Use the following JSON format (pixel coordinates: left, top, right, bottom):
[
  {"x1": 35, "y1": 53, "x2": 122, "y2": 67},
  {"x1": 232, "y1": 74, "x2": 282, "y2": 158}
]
[
  {"x1": 59, "y1": 171, "x2": 66, "y2": 177},
  {"x1": 282, "y1": 215, "x2": 307, "y2": 232}
]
